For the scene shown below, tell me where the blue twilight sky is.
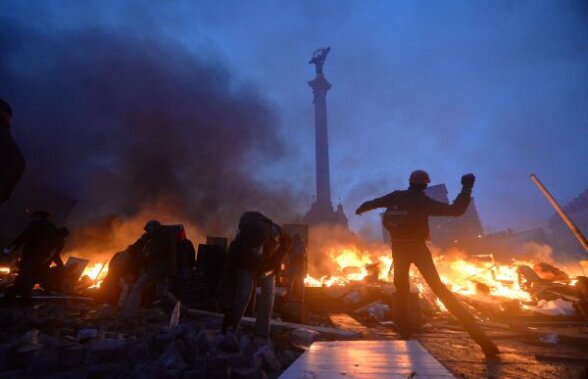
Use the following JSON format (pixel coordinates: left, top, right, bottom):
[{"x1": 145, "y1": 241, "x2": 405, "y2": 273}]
[{"x1": 2, "y1": 1, "x2": 588, "y2": 239}]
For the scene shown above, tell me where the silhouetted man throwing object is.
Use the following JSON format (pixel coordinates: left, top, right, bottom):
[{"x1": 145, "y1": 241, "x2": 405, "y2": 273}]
[{"x1": 356, "y1": 170, "x2": 499, "y2": 357}]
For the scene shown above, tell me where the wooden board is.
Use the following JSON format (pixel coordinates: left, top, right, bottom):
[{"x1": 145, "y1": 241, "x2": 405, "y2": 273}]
[
  {"x1": 279, "y1": 340, "x2": 455, "y2": 379},
  {"x1": 185, "y1": 308, "x2": 362, "y2": 340}
]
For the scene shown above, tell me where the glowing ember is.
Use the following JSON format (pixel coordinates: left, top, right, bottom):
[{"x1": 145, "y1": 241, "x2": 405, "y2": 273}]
[{"x1": 0, "y1": 267, "x2": 10, "y2": 274}]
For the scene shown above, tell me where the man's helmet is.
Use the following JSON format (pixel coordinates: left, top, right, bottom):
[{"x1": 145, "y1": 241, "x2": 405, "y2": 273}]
[
  {"x1": 409, "y1": 170, "x2": 431, "y2": 185},
  {"x1": 144, "y1": 220, "x2": 162, "y2": 232}
]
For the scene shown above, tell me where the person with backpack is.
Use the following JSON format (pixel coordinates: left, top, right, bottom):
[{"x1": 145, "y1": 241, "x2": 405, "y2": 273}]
[
  {"x1": 2, "y1": 211, "x2": 58, "y2": 304},
  {"x1": 356, "y1": 170, "x2": 499, "y2": 357},
  {"x1": 221, "y1": 211, "x2": 292, "y2": 346},
  {"x1": 122, "y1": 220, "x2": 178, "y2": 317}
]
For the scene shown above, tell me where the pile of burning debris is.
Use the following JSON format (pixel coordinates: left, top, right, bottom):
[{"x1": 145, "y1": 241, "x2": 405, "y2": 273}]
[
  {"x1": 303, "y1": 248, "x2": 588, "y2": 324},
  {"x1": 1, "y1": 241, "x2": 587, "y2": 325},
  {"x1": 1, "y1": 221, "x2": 587, "y2": 378}
]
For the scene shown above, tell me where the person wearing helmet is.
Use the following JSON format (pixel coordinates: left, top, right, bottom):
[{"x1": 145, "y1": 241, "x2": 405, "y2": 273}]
[
  {"x1": 356, "y1": 171, "x2": 499, "y2": 357},
  {"x1": 2, "y1": 211, "x2": 58, "y2": 304},
  {"x1": 0, "y1": 98, "x2": 25, "y2": 204},
  {"x1": 221, "y1": 211, "x2": 292, "y2": 347}
]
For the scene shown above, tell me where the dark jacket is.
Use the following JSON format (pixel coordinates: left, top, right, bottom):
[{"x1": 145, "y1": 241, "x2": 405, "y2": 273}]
[
  {"x1": 359, "y1": 185, "x2": 471, "y2": 241},
  {"x1": 10, "y1": 218, "x2": 59, "y2": 267},
  {"x1": 177, "y1": 239, "x2": 196, "y2": 272},
  {"x1": 139, "y1": 226, "x2": 177, "y2": 278},
  {"x1": 0, "y1": 123, "x2": 25, "y2": 204},
  {"x1": 232, "y1": 212, "x2": 285, "y2": 275}
]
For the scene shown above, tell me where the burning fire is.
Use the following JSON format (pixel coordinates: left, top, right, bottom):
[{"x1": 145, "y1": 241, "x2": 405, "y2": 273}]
[
  {"x1": 303, "y1": 244, "x2": 584, "y2": 307},
  {"x1": 437, "y1": 255, "x2": 533, "y2": 301},
  {"x1": 82, "y1": 261, "x2": 109, "y2": 287},
  {"x1": 304, "y1": 247, "x2": 392, "y2": 287}
]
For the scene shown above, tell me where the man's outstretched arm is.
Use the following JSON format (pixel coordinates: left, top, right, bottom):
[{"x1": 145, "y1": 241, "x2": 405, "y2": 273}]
[
  {"x1": 427, "y1": 174, "x2": 475, "y2": 217},
  {"x1": 356, "y1": 191, "x2": 398, "y2": 215}
]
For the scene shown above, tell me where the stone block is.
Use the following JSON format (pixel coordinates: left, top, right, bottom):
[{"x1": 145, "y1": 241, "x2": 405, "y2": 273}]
[
  {"x1": 87, "y1": 338, "x2": 126, "y2": 364},
  {"x1": 29, "y1": 349, "x2": 60, "y2": 374},
  {"x1": 59, "y1": 345, "x2": 88, "y2": 370}
]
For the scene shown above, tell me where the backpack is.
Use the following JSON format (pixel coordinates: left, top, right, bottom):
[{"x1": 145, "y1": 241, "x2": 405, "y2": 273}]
[{"x1": 382, "y1": 192, "x2": 414, "y2": 239}]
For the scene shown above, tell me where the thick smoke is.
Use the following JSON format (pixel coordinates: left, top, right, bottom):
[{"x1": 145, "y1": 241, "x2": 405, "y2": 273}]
[{"x1": 0, "y1": 16, "x2": 301, "y2": 254}]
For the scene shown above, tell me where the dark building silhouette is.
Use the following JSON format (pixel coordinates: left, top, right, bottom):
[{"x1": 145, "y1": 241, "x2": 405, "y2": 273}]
[
  {"x1": 547, "y1": 188, "x2": 588, "y2": 257},
  {"x1": 303, "y1": 48, "x2": 348, "y2": 227},
  {"x1": 483, "y1": 228, "x2": 550, "y2": 258},
  {"x1": 427, "y1": 184, "x2": 484, "y2": 251},
  {"x1": 479, "y1": 188, "x2": 587, "y2": 261}
]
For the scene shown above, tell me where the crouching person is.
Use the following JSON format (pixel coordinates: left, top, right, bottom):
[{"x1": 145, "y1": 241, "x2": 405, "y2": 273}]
[
  {"x1": 122, "y1": 220, "x2": 179, "y2": 317},
  {"x1": 221, "y1": 212, "x2": 291, "y2": 345}
]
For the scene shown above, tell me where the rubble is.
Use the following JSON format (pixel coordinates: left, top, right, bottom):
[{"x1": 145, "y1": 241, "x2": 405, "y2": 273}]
[
  {"x1": 0, "y1": 302, "x2": 305, "y2": 378},
  {"x1": 0, "y1": 227, "x2": 586, "y2": 379}
]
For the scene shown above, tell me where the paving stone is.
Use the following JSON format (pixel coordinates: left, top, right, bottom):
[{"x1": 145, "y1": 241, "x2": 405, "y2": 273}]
[
  {"x1": 217, "y1": 333, "x2": 240, "y2": 353},
  {"x1": 125, "y1": 340, "x2": 150, "y2": 365},
  {"x1": 59, "y1": 345, "x2": 87, "y2": 370},
  {"x1": 255, "y1": 346, "x2": 281, "y2": 373},
  {"x1": 231, "y1": 367, "x2": 268, "y2": 379},
  {"x1": 87, "y1": 338, "x2": 126, "y2": 364},
  {"x1": 38, "y1": 334, "x2": 61, "y2": 349},
  {"x1": 206, "y1": 368, "x2": 230, "y2": 379},
  {"x1": 77, "y1": 328, "x2": 99, "y2": 342},
  {"x1": 160, "y1": 341, "x2": 188, "y2": 370},
  {"x1": 163, "y1": 368, "x2": 182, "y2": 379},
  {"x1": 29, "y1": 349, "x2": 60, "y2": 374},
  {"x1": 206, "y1": 353, "x2": 230, "y2": 371},
  {"x1": 5, "y1": 344, "x2": 41, "y2": 369},
  {"x1": 86, "y1": 362, "x2": 127, "y2": 379},
  {"x1": 19, "y1": 329, "x2": 40, "y2": 346},
  {"x1": 152, "y1": 332, "x2": 177, "y2": 352},
  {"x1": 182, "y1": 368, "x2": 207, "y2": 379},
  {"x1": 276, "y1": 349, "x2": 297, "y2": 367},
  {"x1": 190, "y1": 330, "x2": 210, "y2": 357}
]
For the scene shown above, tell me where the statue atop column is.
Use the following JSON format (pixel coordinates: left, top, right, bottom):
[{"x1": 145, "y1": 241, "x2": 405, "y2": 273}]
[
  {"x1": 309, "y1": 47, "x2": 331, "y2": 74},
  {"x1": 304, "y1": 46, "x2": 348, "y2": 228}
]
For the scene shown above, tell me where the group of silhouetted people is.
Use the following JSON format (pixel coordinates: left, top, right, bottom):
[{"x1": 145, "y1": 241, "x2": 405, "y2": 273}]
[{"x1": 0, "y1": 96, "x2": 499, "y2": 356}]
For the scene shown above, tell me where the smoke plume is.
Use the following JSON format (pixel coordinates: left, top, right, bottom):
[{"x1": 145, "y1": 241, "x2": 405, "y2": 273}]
[{"x1": 0, "y1": 15, "x2": 301, "y2": 255}]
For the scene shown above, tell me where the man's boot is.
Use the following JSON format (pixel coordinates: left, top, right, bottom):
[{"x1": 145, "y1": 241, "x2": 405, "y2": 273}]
[{"x1": 471, "y1": 331, "x2": 500, "y2": 357}]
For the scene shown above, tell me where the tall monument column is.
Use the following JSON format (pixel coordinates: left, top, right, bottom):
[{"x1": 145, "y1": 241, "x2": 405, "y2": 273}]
[
  {"x1": 304, "y1": 47, "x2": 348, "y2": 227},
  {"x1": 309, "y1": 48, "x2": 332, "y2": 207}
]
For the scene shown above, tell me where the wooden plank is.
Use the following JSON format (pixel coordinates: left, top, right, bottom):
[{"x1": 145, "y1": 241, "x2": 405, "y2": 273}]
[
  {"x1": 279, "y1": 340, "x2": 455, "y2": 379},
  {"x1": 185, "y1": 308, "x2": 361, "y2": 340},
  {"x1": 328, "y1": 313, "x2": 378, "y2": 338}
]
